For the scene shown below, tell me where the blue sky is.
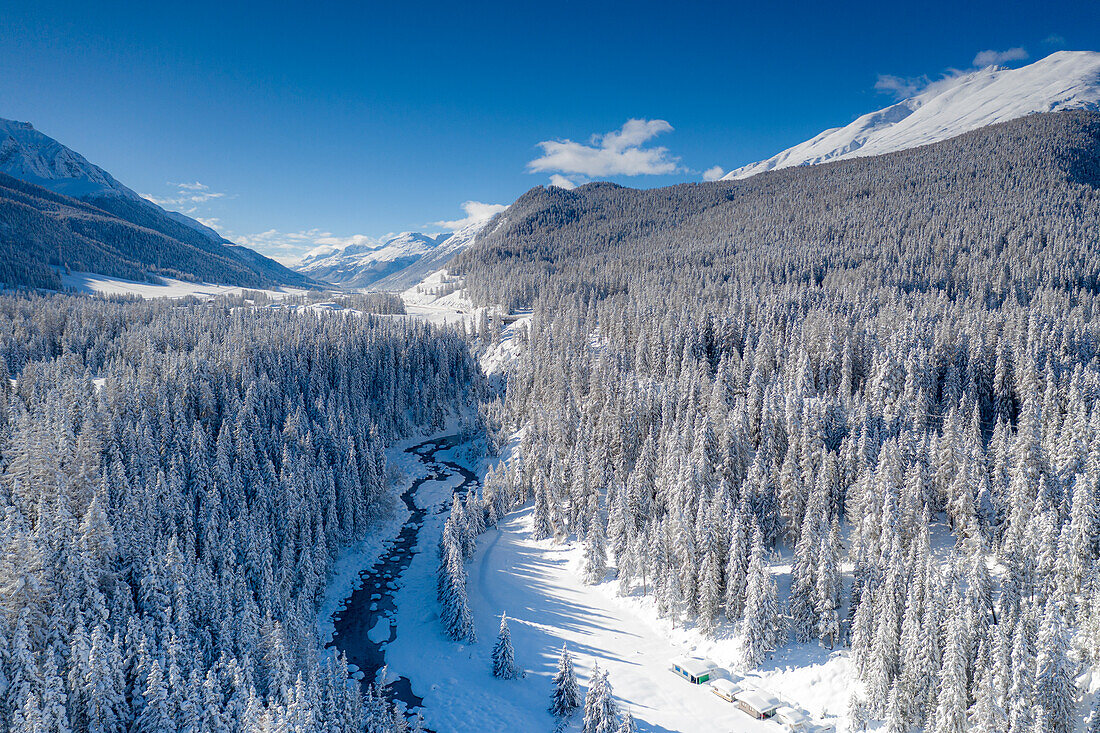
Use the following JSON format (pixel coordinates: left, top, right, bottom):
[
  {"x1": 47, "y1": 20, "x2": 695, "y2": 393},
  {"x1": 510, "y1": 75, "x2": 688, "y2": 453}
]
[{"x1": 1, "y1": 0, "x2": 1097, "y2": 262}]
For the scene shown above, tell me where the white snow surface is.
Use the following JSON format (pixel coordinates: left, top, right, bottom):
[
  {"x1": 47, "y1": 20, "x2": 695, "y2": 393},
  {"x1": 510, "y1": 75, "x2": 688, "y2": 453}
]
[
  {"x1": 60, "y1": 270, "x2": 309, "y2": 301},
  {"x1": 296, "y1": 212, "x2": 500, "y2": 291},
  {"x1": 724, "y1": 50, "x2": 1100, "y2": 180},
  {"x1": 382, "y1": 443, "x2": 853, "y2": 733}
]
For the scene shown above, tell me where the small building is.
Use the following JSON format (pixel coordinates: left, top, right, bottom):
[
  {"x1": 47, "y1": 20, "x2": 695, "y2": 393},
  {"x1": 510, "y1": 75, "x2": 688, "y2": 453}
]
[
  {"x1": 735, "y1": 689, "x2": 782, "y2": 719},
  {"x1": 774, "y1": 705, "x2": 813, "y2": 731},
  {"x1": 709, "y1": 678, "x2": 743, "y2": 702},
  {"x1": 669, "y1": 656, "x2": 720, "y2": 685}
]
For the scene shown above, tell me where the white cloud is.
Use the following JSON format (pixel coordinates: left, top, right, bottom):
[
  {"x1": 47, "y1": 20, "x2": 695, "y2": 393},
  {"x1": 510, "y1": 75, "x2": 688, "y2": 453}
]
[
  {"x1": 702, "y1": 166, "x2": 725, "y2": 182},
  {"x1": 972, "y1": 47, "x2": 1028, "y2": 67},
  {"x1": 142, "y1": 181, "x2": 228, "y2": 208},
  {"x1": 874, "y1": 73, "x2": 930, "y2": 99},
  {"x1": 432, "y1": 200, "x2": 508, "y2": 230},
  {"x1": 224, "y1": 228, "x2": 385, "y2": 265},
  {"x1": 548, "y1": 174, "x2": 578, "y2": 190},
  {"x1": 1044, "y1": 34, "x2": 1066, "y2": 47},
  {"x1": 527, "y1": 118, "x2": 681, "y2": 179}
]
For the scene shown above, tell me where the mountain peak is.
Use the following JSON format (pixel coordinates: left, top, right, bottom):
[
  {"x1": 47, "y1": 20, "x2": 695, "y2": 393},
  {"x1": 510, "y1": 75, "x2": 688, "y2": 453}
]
[
  {"x1": 723, "y1": 50, "x2": 1100, "y2": 180},
  {"x1": 0, "y1": 116, "x2": 139, "y2": 200}
]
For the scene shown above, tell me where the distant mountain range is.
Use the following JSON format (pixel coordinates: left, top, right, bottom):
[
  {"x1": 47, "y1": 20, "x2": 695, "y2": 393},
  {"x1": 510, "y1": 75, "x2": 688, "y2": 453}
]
[
  {"x1": 296, "y1": 214, "x2": 499, "y2": 292},
  {"x1": 724, "y1": 50, "x2": 1100, "y2": 179},
  {"x1": 0, "y1": 118, "x2": 314, "y2": 291}
]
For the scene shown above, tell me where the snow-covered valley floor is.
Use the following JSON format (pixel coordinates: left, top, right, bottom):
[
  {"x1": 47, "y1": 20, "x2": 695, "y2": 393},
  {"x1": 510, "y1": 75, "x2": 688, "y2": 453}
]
[
  {"x1": 364, "y1": 273, "x2": 851, "y2": 732},
  {"x1": 384, "y1": 489, "x2": 852, "y2": 732}
]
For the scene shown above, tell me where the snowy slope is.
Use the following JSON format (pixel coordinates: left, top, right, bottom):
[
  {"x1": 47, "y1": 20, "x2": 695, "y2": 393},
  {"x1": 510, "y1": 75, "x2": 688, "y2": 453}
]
[
  {"x1": 0, "y1": 117, "x2": 314, "y2": 288},
  {"x1": 0, "y1": 118, "x2": 141, "y2": 200},
  {"x1": 297, "y1": 213, "x2": 501, "y2": 291},
  {"x1": 724, "y1": 50, "x2": 1100, "y2": 180},
  {"x1": 296, "y1": 232, "x2": 445, "y2": 289}
]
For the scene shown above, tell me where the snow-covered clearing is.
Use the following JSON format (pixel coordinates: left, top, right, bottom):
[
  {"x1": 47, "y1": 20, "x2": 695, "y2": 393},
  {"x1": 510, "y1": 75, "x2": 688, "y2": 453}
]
[
  {"x1": 385, "y1": 484, "x2": 850, "y2": 732},
  {"x1": 387, "y1": 274, "x2": 853, "y2": 731},
  {"x1": 61, "y1": 270, "x2": 310, "y2": 300}
]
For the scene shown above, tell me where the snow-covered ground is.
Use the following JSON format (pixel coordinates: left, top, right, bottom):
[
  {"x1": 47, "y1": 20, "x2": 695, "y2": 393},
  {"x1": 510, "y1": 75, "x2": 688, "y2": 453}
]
[
  {"x1": 380, "y1": 440, "x2": 852, "y2": 733},
  {"x1": 61, "y1": 270, "x2": 311, "y2": 300},
  {"x1": 386, "y1": 277, "x2": 853, "y2": 731}
]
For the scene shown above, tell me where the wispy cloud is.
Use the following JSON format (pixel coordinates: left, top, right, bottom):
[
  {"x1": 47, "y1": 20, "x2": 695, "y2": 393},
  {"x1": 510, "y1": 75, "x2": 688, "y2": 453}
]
[
  {"x1": 702, "y1": 166, "x2": 725, "y2": 182},
  {"x1": 141, "y1": 181, "x2": 229, "y2": 210},
  {"x1": 432, "y1": 201, "x2": 507, "y2": 230},
  {"x1": 1043, "y1": 34, "x2": 1066, "y2": 47},
  {"x1": 222, "y1": 228, "x2": 384, "y2": 265},
  {"x1": 527, "y1": 119, "x2": 682, "y2": 182},
  {"x1": 548, "y1": 174, "x2": 578, "y2": 190},
  {"x1": 972, "y1": 47, "x2": 1028, "y2": 67},
  {"x1": 875, "y1": 46, "x2": 1031, "y2": 101},
  {"x1": 874, "y1": 73, "x2": 931, "y2": 99}
]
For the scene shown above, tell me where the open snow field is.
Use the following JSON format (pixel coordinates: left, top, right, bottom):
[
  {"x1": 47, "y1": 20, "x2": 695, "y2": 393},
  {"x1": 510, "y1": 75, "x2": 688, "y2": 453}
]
[
  {"x1": 61, "y1": 270, "x2": 310, "y2": 300},
  {"x1": 381, "y1": 443, "x2": 850, "y2": 732}
]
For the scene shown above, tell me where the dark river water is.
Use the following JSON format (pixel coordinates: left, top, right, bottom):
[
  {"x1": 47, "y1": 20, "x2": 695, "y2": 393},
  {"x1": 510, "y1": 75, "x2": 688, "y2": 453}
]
[{"x1": 327, "y1": 434, "x2": 480, "y2": 721}]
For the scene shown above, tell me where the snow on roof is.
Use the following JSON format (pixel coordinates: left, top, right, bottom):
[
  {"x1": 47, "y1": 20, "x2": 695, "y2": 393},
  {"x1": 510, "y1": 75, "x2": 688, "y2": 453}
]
[
  {"x1": 775, "y1": 706, "x2": 813, "y2": 723},
  {"x1": 736, "y1": 689, "x2": 782, "y2": 712},
  {"x1": 709, "y1": 678, "x2": 742, "y2": 694},
  {"x1": 670, "y1": 656, "x2": 718, "y2": 676}
]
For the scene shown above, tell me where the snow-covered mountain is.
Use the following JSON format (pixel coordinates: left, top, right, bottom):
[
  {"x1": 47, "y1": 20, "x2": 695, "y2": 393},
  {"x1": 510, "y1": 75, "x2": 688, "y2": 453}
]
[
  {"x1": 0, "y1": 117, "x2": 314, "y2": 289},
  {"x1": 724, "y1": 50, "x2": 1100, "y2": 180},
  {"x1": 0, "y1": 118, "x2": 141, "y2": 199},
  {"x1": 297, "y1": 214, "x2": 499, "y2": 291}
]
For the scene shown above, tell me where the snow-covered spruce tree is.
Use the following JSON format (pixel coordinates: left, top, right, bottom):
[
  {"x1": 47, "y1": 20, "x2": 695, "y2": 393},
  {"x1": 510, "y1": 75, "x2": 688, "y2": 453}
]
[
  {"x1": 491, "y1": 613, "x2": 523, "y2": 679},
  {"x1": 617, "y1": 709, "x2": 638, "y2": 733},
  {"x1": 549, "y1": 644, "x2": 582, "y2": 717},
  {"x1": 740, "y1": 523, "x2": 785, "y2": 668},
  {"x1": 437, "y1": 535, "x2": 476, "y2": 643},
  {"x1": 582, "y1": 664, "x2": 619, "y2": 733},
  {"x1": 582, "y1": 520, "x2": 608, "y2": 584}
]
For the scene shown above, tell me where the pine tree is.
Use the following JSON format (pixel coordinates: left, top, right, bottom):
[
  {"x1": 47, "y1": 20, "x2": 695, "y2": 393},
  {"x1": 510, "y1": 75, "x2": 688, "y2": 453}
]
[
  {"x1": 582, "y1": 521, "x2": 608, "y2": 584},
  {"x1": 136, "y1": 659, "x2": 172, "y2": 733},
  {"x1": 583, "y1": 664, "x2": 619, "y2": 733},
  {"x1": 491, "y1": 613, "x2": 523, "y2": 679},
  {"x1": 932, "y1": 600, "x2": 969, "y2": 733},
  {"x1": 1034, "y1": 605, "x2": 1075, "y2": 733},
  {"x1": 550, "y1": 644, "x2": 582, "y2": 717},
  {"x1": 438, "y1": 538, "x2": 476, "y2": 643},
  {"x1": 740, "y1": 523, "x2": 785, "y2": 667}
]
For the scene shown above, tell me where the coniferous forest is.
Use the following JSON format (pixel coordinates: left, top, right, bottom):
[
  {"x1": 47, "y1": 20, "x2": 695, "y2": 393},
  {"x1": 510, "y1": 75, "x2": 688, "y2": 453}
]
[
  {"x1": 0, "y1": 295, "x2": 480, "y2": 732},
  {"x1": 453, "y1": 111, "x2": 1100, "y2": 730},
  {"x1": 4, "y1": 109, "x2": 1100, "y2": 732}
]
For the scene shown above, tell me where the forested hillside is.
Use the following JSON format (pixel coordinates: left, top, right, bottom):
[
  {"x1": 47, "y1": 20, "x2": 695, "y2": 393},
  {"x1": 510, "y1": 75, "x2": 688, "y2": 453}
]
[
  {"x1": 0, "y1": 172, "x2": 315, "y2": 291},
  {"x1": 0, "y1": 294, "x2": 480, "y2": 731},
  {"x1": 455, "y1": 111, "x2": 1100, "y2": 729}
]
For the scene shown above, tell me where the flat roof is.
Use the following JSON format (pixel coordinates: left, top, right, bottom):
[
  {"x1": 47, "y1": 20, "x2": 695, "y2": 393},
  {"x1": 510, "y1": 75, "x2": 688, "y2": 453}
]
[
  {"x1": 670, "y1": 656, "x2": 719, "y2": 676},
  {"x1": 736, "y1": 689, "x2": 782, "y2": 712},
  {"x1": 775, "y1": 706, "x2": 812, "y2": 723}
]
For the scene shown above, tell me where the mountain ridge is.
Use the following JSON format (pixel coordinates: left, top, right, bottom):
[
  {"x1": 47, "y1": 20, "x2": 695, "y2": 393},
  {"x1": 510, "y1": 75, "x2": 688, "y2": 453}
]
[
  {"x1": 0, "y1": 117, "x2": 314, "y2": 290},
  {"x1": 296, "y1": 214, "x2": 499, "y2": 291},
  {"x1": 723, "y1": 50, "x2": 1100, "y2": 180}
]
